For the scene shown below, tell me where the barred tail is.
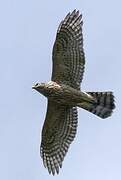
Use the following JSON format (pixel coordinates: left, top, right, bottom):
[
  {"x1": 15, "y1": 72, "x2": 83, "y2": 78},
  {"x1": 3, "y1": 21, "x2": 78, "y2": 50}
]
[{"x1": 78, "y1": 92, "x2": 115, "y2": 119}]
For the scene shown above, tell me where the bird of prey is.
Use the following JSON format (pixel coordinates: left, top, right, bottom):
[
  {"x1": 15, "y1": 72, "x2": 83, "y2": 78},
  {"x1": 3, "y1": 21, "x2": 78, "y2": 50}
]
[{"x1": 32, "y1": 10, "x2": 115, "y2": 175}]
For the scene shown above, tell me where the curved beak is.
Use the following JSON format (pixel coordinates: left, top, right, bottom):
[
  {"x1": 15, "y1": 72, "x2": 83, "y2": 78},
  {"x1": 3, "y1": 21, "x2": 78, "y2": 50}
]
[{"x1": 32, "y1": 85, "x2": 36, "y2": 89}]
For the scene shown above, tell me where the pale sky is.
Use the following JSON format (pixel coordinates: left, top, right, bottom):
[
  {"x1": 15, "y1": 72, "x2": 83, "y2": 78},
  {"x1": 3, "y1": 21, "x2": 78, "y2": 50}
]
[{"x1": 0, "y1": 0, "x2": 121, "y2": 180}]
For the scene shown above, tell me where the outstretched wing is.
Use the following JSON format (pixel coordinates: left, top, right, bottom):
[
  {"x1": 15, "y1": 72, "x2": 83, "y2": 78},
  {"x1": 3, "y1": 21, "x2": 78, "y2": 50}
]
[
  {"x1": 52, "y1": 10, "x2": 85, "y2": 90},
  {"x1": 40, "y1": 101, "x2": 78, "y2": 175}
]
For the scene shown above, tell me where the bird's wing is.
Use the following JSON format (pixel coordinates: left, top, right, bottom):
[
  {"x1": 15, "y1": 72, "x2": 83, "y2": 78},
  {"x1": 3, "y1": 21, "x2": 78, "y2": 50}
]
[
  {"x1": 40, "y1": 100, "x2": 78, "y2": 175},
  {"x1": 52, "y1": 10, "x2": 85, "y2": 90}
]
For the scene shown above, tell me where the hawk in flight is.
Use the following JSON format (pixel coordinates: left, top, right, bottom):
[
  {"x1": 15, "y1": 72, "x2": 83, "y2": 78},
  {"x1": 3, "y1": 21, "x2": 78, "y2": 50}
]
[{"x1": 32, "y1": 10, "x2": 115, "y2": 175}]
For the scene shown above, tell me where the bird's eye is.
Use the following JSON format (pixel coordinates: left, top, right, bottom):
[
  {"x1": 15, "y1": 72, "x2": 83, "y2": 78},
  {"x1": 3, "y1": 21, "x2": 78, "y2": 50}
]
[{"x1": 35, "y1": 83, "x2": 39, "y2": 86}]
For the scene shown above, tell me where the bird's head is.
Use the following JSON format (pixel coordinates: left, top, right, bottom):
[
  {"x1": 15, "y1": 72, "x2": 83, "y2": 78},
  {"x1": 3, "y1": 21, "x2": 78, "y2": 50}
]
[
  {"x1": 32, "y1": 82, "x2": 47, "y2": 96},
  {"x1": 32, "y1": 81, "x2": 61, "y2": 97}
]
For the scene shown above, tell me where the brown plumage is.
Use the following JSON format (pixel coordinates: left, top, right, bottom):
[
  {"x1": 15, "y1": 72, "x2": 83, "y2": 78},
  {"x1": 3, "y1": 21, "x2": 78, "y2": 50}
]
[{"x1": 32, "y1": 10, "x2": 115, "y2": 175}]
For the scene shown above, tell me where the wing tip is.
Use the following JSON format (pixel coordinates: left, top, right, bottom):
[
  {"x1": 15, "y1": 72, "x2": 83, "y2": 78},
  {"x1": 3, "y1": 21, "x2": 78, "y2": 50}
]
[{"x1": 57, "y1": 9, "x2": 83, "y2": 32}]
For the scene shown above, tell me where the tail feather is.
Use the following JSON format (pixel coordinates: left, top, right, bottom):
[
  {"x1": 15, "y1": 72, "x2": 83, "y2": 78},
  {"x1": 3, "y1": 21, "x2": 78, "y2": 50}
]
[{"x1": 78, "y1": 92, "x2": 115, "y2": 119}]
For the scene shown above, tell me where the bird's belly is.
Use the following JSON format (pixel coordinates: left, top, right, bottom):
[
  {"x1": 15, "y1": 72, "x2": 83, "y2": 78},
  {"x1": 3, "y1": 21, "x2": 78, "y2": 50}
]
[
  {"x1": 48, "y1": 96, "x2": 76, "y2": 106},
  {"x1": 47, "y1": 84, "x2": 95, "y2": 106},
  {"x1": 48, "y1": 89, "x2": 82, "y2": 106}
]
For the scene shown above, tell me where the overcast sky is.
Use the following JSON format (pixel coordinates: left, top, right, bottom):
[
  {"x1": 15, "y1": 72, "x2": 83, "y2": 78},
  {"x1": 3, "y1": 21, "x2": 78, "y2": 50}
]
[{"x1": 0, "y1": 0, "x2": 121, "y2": 180}]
